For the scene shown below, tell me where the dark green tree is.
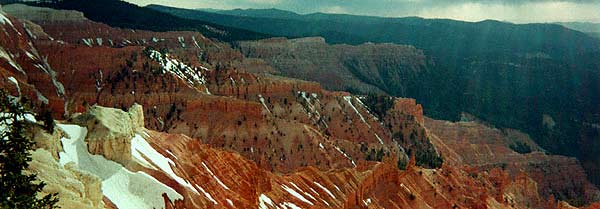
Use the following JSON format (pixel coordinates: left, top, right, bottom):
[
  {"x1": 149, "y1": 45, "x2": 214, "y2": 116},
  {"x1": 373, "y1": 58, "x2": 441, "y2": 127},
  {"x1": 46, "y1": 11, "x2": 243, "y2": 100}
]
[{"x1": 0, "y1": 90, "x2": 59, "y2": 209}]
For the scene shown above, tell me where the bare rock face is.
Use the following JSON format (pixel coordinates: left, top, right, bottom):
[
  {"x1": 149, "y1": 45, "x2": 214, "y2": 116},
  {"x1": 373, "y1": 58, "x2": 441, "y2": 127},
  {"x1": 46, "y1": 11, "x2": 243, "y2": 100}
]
[
  {"x1": 28, "y1": 149, "x2": 104, "y2": 209},
  {"x1": 30, "y1": 126, "x2": 64, "y2": 160},
  {"x1": 71, "y1": 104, "x2": 144, "y2": 164}
]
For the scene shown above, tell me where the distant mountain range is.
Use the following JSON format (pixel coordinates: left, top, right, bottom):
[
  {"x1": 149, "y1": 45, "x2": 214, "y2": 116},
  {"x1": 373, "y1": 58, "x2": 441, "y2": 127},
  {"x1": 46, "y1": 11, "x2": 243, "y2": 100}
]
[
  {"x1": 556, "y1": 22, "x2": 600, "y2": 39},
  {"x1": 557, "y1": 22, "x2": 600, "y2": 33},
  {"x1": 11, "y1": 0, "x2": 269, "y2": 41}
]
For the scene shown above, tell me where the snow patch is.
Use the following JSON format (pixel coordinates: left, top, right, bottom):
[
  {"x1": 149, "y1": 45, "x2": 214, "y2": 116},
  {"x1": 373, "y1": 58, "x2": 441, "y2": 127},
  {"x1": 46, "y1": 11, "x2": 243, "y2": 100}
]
[
  {"x1": 7, "y1": 77, "x2": 20, "y2": 97},
  {"x1": 280, "y1": 202, "x2": 302, "y2": 209},
  {"x1": 201, "y1": 162, "x2": 230, "y2": 190},
  {"x1": 363, "y1": 198, "x2": 372, "y2": 206},
  {"x1": 148, "y1": 50, "x2": 209, "y2": 91},
  {"x1": 130, "y1": 134, "x2": 200, "y2": 194},
  {"x1": 177, "y1": 36, "x2": 186, "y2": 48},
  {"x1": 165, "y1": 149, "x2": 178, "y2": 159},
  {"x1": 226, "y1": 199, "x2": 234, "y2": 207},
  {"x1": 82, "y1": 38, "x2": 93, "y2": 47},
  {"x1": 0, "y1": 47, "x2": 24, "y2": 74},
  {"x1": 96, "y1": 38, "x2": 103, "y2": 46},
  {"x1": 334, "y1": 145, "x2": 356, "y2": 167},
  {"x1": 57, "y1": 124, "x2": 182, "y2": 209},
  {"x1": 195, "y1": 184, "x2": 218, "y2": 205},
  {"x1": 0, "y1": 12, "x2": 13, "y2": 26},
  {"x1": 258, "y1": 94, "x2": 272, "y2": 114},
  {"x1": 289, "y1": 182, "x2": 316, "y2": 201},
  {"x1": 192, "y1": 36, "x2": 201, "y2": 48},
  {"x1": 334, "y1": 185, "x2": 341, "y2": 192},
  {"x1": 281, "y1": 184, "x2": 313, "y2": 205},
  {"x1": 25, "y1": 51, "x2": 36, "y2": 60},
  {"x1": 259, "y1": 194, "x2": 274, "y2": 209},
  {"x1": 313, "y1": 182, "x2": 335, "y2": 199},
  {"x1": 343, "y1": 96, "x2": 384, "y2": 144}
]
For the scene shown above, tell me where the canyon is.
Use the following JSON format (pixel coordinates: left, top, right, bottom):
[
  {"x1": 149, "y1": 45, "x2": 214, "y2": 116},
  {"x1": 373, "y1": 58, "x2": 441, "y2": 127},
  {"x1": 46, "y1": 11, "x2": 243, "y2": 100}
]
[{"x1": 1, "y1": 3, "x2": 599, "y2": 209}]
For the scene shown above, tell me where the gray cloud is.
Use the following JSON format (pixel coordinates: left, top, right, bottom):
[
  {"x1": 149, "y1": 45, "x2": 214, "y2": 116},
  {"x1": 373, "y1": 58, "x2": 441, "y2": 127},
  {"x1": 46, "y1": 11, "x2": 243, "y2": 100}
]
[{"x1": 125, "y1": 0, "x2": 600, "y2": 23}]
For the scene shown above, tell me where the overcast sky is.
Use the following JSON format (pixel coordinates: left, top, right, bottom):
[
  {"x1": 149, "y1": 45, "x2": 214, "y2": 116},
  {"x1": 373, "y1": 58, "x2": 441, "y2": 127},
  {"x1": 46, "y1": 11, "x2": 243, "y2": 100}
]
[{"x1": 125, "y1": 0, "x2": 600, "y2": 23}]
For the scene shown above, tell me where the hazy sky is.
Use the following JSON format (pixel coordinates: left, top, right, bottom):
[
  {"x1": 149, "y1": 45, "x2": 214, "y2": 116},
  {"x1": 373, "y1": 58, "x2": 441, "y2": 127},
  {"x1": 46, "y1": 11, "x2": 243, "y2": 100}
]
[{"x1": 125, "y1": 0, "x2": 600, "y2": 23}]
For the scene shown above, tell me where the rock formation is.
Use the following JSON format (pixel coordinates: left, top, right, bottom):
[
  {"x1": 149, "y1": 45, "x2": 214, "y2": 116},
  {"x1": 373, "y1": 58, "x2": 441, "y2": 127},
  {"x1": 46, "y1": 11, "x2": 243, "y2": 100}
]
[
  {"x1": 0, "y1": 5, "x2": 597, "y2": 208},
  {"x1": 70, "y1": 104, "x2": 144, "y2": 164}
]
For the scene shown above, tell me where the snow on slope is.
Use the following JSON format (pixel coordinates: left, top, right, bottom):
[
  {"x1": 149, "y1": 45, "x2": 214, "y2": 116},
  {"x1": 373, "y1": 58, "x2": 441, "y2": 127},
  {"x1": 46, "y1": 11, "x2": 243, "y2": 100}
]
[
  {"x1": 147, "y1": 50, "x2": 209, "y2": 93},
  {"x1": 0, "y1": 11, "x2": 14, "y2": 26},
  {"x1": 57, "y1": 124, "x2": 183, "y2": 209},
  {"x1": 131, "y1": 134, "x2": 200, "y2": 194}
]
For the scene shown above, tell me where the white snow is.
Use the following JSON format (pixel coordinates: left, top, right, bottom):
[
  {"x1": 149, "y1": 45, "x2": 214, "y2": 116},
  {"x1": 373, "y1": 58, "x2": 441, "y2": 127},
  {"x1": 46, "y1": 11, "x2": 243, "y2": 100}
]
[
  {"x1": 57, "y1": 124, "x2": 183, "y2": 209},
  {"x1": 258, "y1": 194, "x2": 274, "y2": 209},
  {"x1": 130, "y1": 135, "x2": 157, "y2": 169},
  {"x1": 82, "y1": 38, "x2": 93, "y2": 47},
  {"x1": 0, "y1": 47, "x2": 24, "y2": 74},
  {"x1": 25, "y1": 51, "x2": 36, "y2": 60},
  {"x1": 0, "y1": 12, "x2": 13, "y2": 26},
  {"x1": 281, "y1": 184, "x2": 313, "y2": 205},
  {"x1": 7, "y1": 76, "x2": 17, "y2": 85},
  {"x1": 177, "y1": 36, "x2": 186, "y2": 48},
  {"x1": 333, "y1": 184, "x2": 341, "y2": 192},
  {"x1": 334, "y1": 145, "x2": 356, "y2": 167},
  {"x1": 313, "y1": 182, "x2": 335, "y2": 199},
  {"x1": 280, "y1": 202, "x2": 301, "y2": 209},
  {"x1": 148, "y1": 50, "x2": 209, "y2": 90},
  {"x1": 192, "y1": 36, "x2": 201, "y2": 48},
  {"x1": 195, "y1": 184, "x2": 218, "y2": 205},
  {"x1": 258, "y1": 94, "x2": 272, "y2": 114},
  {"x1": 36, "y1": 90, "x2": 49, "y2": 104},
  {"x1": 289, "y1": 182, "x2": 316, "y2": 201},
  {"x1": 165, "y1": 149, "x2": 178, "y2": 159},
  {"x1": 229, "y1": 76, "x2": 236, "y2": 86},
  {"x1": 130, "y1": 133, "x2": 200, "y2": 194},
  {"x1": 201, "y1": 162, "x2": 230, "y2": 190},
  {"x1": 298, "y1": 91, "x2": 326, "y2": 128},
  {"x1": 226, "y1": 199, "x2": 234, "y2": 207},
  {"x1": 343, "y1": 96, "x2": 384, "y2": 144},
  {"x1": 344, "y1": 96, "x2": 366, "y2": 123},
  {"x1": 7, "y1": 77, "x2": 20, "y2": 97},
  {"x1": 96, "y1": 38, "x2": 103, "y2": 46},
  {"x1": 363, "y1": 198, "x2": 372, "y2": 206}
]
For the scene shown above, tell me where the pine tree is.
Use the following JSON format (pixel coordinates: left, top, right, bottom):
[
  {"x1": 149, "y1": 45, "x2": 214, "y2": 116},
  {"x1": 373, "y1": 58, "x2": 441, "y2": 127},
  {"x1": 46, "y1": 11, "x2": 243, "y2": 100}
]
[{"x1": 0, "y1": 90, "x2": 59, "y2": 208}]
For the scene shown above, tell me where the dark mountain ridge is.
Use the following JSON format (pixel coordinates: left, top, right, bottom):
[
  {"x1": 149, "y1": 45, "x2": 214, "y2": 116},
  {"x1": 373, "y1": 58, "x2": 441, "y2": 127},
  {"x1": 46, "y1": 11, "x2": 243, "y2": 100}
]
[{"x1": 8, "y1": 0, "x2": 269, "y2": 42}]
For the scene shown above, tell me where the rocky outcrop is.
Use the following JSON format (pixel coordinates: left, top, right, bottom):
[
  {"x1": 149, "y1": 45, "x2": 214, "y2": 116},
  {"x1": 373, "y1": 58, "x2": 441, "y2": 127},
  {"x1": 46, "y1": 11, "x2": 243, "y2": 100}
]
[
  {"x1": 28, "y1": 149, "x2": 104, "y2": 209},
  {"x1": 30, "y1": 126, "x2": 64, "y2": 160},
  {"x1": 70, "y1": 104, "x2": 144, "y2": 164}
]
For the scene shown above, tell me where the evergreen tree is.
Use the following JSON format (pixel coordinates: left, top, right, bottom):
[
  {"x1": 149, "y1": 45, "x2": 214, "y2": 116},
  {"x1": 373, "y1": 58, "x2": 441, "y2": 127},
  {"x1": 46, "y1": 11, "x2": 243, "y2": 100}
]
[{"x1": 0, "y1": 90, "x2": 58, "y2": 209}]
